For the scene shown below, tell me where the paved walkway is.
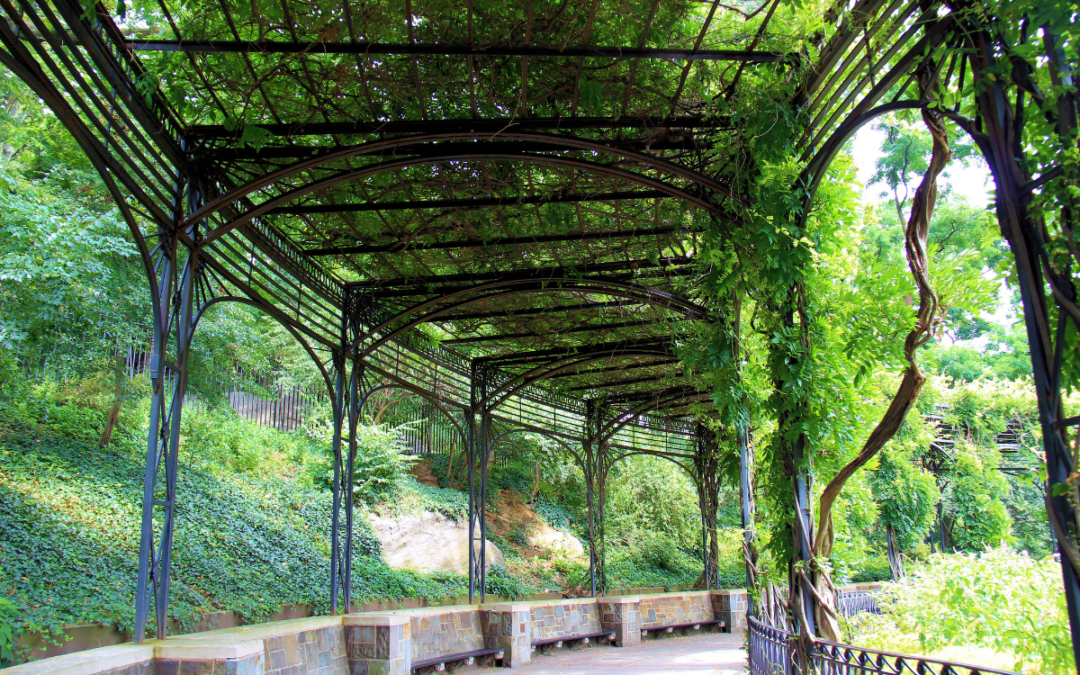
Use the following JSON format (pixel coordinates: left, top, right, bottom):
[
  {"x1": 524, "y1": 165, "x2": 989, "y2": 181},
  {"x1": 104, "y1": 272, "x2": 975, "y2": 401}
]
[{"x1": 504, "y1": 633, "x2": 747, "y2": 675}]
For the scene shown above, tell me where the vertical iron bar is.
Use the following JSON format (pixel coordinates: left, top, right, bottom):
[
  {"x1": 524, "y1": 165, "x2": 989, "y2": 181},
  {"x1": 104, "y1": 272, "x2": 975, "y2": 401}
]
[
  {"x1": 328, "y1": 354, "x2": 346, "y2": 614},
  {"x1": 739, "y1": 424, "x2": 756, "y2": 617},
  {"x1": 343, "y1": 359, "x2": 360, "y2": 612}
]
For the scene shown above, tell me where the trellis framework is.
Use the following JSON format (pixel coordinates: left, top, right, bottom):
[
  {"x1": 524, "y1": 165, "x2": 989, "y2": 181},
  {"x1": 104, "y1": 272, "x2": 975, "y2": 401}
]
[{"x1": 0, "y1": 0, "x2": 1076, "y2": 668}]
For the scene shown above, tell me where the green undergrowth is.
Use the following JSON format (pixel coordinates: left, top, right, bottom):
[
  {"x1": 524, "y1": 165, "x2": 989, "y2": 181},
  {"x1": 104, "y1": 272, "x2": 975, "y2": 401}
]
[
  {"x1": 845, "y1": 548, "x2": 1073, "y2": 674},
  {"x1": 0, "y1": 379, "x2": 489, "y2": 661}
]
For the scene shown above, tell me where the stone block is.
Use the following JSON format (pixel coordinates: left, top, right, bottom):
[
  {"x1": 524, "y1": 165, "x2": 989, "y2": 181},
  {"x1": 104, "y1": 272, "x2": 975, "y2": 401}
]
[
  {"x1": 479, "y1": 604, "x2": 530, "y2": 667},
  {"x1": 598, "y1": 596, "x2": 640, "y2": 648},
  {"x1": 710, "y1": 590, "x2": 748, "y2": 631},
  {"x1": 344, "y1": 616, "x2": 411, "y2": 675}
]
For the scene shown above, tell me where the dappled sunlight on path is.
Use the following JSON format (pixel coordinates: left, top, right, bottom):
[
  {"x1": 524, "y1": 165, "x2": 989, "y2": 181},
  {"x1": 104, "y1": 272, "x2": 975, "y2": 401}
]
[{"x1": 503, "y1": 633, "x2": 747, "y2": 675}]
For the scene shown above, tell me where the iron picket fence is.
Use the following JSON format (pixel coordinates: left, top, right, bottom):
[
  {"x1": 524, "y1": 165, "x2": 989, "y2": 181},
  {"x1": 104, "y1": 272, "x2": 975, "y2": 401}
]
[
  {"x1": 837, "y1": 589, "x2": 881, "y2": 616},
  {"x1": 748, "y1": 618, "x2": 1021, "y2": 675}
]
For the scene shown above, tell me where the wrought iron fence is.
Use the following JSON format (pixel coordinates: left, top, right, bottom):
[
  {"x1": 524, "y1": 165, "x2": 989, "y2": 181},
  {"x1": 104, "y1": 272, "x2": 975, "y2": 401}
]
[
  {"x1": 837, "y1": 588, "x2": 881, "y2": 616},
  {"x1": 749, "y1": 617, "x2": 796, "y2": 675},
  {"x1": 748, "y1": 618, "x2": 1021, "y2": 675}
]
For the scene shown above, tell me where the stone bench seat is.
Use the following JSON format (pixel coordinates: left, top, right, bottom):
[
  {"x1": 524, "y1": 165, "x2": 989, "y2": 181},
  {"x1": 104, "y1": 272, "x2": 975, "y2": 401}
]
[
  {"x1": 411, "y1": 647, "x2": 505, "y2": 672},
  {"x1": 530, "y1": 630, "x2": 616, "y2": 649},
  {"x1": 640, "y1": 618, "x2": 727, "y2": 637}
]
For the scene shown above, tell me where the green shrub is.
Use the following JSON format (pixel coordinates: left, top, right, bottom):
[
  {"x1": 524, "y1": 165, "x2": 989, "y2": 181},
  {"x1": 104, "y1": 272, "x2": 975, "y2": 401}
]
[
  {"x1": 846, "y1": 548, "x2": 1073, "y2": 674},
  {"x1": 0, "y1": 594, "x2": 18, "y2": 667},
  {"x1": 484, "y1": 564, "x2": 532, "y2": 599}
]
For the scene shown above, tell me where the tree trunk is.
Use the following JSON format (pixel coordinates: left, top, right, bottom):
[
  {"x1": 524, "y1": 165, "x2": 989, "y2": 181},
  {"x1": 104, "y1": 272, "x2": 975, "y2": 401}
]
[
  {"x1": 886, "y1": 524, "x2": 904, "y2": 581},
  {"x1": 530, "y1": 461, "x2": 541, "y2": 501},
  {"x1": 809, "y1": 68, "x2": 951, "y2": 642},
  {"x1": 99, "y1": 353, "x2": 125, "y2": 447}
]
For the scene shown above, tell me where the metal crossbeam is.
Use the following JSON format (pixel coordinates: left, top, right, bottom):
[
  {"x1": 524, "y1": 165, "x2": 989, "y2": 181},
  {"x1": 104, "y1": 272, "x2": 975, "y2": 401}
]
[
  {"x1": 286, "y1": 190, "x2": 668, "y2": 218},
  {"x1": 128, "y1": 39, "x2": 787, "y2": 62},
  {"x1": 442, "y1": 320, "x2": 664, "y2": 345},
  {"x1": 186, "y1": 115, "x2": 730, "y2": 138},
  {"x1": 352, "y1": 257, "x2": 692, "y2": 290}
]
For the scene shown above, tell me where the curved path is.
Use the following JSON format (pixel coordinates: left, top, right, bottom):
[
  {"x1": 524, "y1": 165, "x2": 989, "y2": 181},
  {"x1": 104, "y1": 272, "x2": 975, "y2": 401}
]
[{"x1": 505, "y1": 633, "x2": 747, "y2": 675}]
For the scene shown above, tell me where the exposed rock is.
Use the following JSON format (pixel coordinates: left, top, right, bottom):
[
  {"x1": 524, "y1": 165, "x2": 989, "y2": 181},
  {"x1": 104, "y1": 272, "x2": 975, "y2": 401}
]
[
  {"x1": 368, "y1": 511, "x2": 505, "y2": 575},
  {"x1": 528, "y1": 523, "x2": 586, "y2": 560}
]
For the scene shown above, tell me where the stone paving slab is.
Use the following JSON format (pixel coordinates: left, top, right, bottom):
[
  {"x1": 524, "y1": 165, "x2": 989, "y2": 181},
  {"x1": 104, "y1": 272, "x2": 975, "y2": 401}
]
[{"x1": 499, "y1": 633, "x2": 747, "y2": 675}]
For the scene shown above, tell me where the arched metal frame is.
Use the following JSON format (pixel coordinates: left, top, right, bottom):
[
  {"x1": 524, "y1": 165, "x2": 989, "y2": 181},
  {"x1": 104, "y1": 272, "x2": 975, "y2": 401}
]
[
  {"x1": 783, "y1": 7, "x2": 1080, "y2": 661},
  {"x1": 350, "y1": 279, "x2": 707, "y2": 358},
  {"x1": 2, "y1": 0, "x2": 1076, "y2": 662}
]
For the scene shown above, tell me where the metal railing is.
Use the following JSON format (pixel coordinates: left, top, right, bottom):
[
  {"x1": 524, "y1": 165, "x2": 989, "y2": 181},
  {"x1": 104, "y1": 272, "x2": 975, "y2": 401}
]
[
  {"x1": 748, "y1": 618, "x2": 1021, "y2": 675},
  {"x1": 837, "y1": 589, "x2": 881, "y2": 616}
]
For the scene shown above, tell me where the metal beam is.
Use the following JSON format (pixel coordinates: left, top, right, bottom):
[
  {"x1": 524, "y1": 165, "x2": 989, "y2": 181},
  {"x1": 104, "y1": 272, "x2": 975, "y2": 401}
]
[
  {"x1": 352, "y1": 256, "x2": 692, "y2": 290},
  {"x1": 477, "y1": 338, "x2": 672, "y2": 366},
  {"x1": 604, "y1": 385, "x2": 707, "y2": 404},
  {"x1": 442, "y1": 319, "x2": 663, "y2": 345},
  {"x1": 215, "y1": 137, "x2": 707, "y2": 159},
  {"x1": 547, "y1": 357, "x2": 681, "y2": 379},
  {"x1": 186, "y1": 115, "x2": 730, "y2": 139},
  {"x1": 306, "y1": 225, "x2": 689, "y2": 256},
  {"x1": 444, "y1": 299, "x2": 641, "y2": 322},
  {"x1": 281, "y1": 189, "x2": 668, "y2": 216},
  {"x1": 567, "y1": 373, "x2": 677, "y2": 391},
  {"x1": 128, "y1": 39, "x2": 786, "y2": 62}
]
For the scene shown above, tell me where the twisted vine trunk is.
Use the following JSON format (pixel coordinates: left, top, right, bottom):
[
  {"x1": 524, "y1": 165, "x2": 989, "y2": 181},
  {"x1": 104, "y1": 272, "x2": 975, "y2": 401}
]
[{"x1": 809, "y1": 73, "x2": 950, "y2": 642}]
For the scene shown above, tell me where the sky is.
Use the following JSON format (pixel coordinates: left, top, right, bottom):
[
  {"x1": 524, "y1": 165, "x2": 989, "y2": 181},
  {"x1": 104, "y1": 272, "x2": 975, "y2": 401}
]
[{"x1": 847, "y1": 123, "x2": 1014, "y2": 343}]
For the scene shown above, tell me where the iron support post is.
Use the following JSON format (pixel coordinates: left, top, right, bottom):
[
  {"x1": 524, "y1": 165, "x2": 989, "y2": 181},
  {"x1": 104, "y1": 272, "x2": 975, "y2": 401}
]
[
  {"x1": 328, "y1": 352, "x2": 347, "y2": 613},
  {"x1": 468, "y1": 362, "x2": 490, "y2": 602},
  {"x1": 792, "y1": 440, "x2": 816, "y2": 639},
  {"x1": 584, "y1": 400, "x2": 607, "y2": 596},
  {"x1": 738, "y1": 425, "x2": 756, "y2": 617},
  {"x1": 134, "y1": 174, "x2": 200, "y2": 641}
]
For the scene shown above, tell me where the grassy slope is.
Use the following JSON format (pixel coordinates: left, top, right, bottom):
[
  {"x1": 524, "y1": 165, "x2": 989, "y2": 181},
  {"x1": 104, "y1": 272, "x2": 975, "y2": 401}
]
[{"x1": 0, "y1": 398, "x2": 469, "y2": 649}]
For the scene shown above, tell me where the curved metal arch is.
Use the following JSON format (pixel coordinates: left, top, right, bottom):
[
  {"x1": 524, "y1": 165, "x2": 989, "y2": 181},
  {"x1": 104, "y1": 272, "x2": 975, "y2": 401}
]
[
  {"x1": 595, "y1": 391, "x2": 710, "y2": 442},
  {"x1": 196, "y1": 151, "x2": 729, "y2": 248},
  {"x1": 488, "y1": 427, "x2": 583, "y2": 469},
  {"x1": 351, "y1": 279, "x2": 707, "y2": 357},
  {"x1": 357, "y1": 382, "x2": 468, "y2": 448},
  {"x1": 194, "y1": 294, "x2": 336, "y2": 401},
  {"x1": 799, "y1": 12, "x2": 958, "y2": 161},
  {"x1": 185, "y1": 130, "x2": 747, "y2": 232},
  {"x1": 479, "y1": 349, "x2": 674, "y2": 414},
  {"x1": 800, "y1": 99, "x2": 929, "y2": 210},
  {"x1": 605, "y1": 447, "x2": 694, "y2": 480}
]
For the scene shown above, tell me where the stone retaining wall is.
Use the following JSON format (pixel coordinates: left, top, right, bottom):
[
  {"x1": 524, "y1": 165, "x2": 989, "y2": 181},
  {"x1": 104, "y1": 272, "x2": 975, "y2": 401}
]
[
  {"x1": 638, "y1": 592, "x2": 712, "y2": 629},
  {"x1": 1, "y1": 591, "x2": 755, "y2": 675},
  {"x1": 408, "y1": 608, "x2": 483, "y2": 663},
  {"x1": 527, "y1": 599, "x2": 602, "y2": 642}
]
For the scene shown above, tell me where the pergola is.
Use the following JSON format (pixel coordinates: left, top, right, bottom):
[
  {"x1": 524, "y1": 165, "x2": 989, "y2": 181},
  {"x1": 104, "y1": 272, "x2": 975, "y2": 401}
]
[{"x1": 1, "y1": 0, "x2": 1076, "y2": 667}]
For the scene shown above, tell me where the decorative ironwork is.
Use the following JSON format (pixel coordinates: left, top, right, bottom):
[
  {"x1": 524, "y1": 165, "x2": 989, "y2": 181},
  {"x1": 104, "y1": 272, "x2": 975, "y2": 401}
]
[
  {"x1": 748, "y1": 618, "x2": 1022, "y2": 675},
  {"x1": 837, "y1": 589, "x2": 881, "y2": 617}
]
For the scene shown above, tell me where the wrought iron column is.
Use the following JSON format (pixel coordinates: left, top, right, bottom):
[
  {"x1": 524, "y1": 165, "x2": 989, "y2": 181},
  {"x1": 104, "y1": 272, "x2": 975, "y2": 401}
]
[
  {"x1": 468, "y1": 361, "x2": 491, "y2": 602},
  {"x1": 791, "y1": 440, "x2": 816, "y2": 638},
  {"x1": 956, "y1": 19, "x2": 1080, "y2": 667},
  {"x1": 738, "y1": 424, "x2": 756, "y2": 617},
  {"x1": 134, "y1": 174, "x2": 200, "y2": 641},
  {"x1": 584, "y1": 400, "x2": 607, "y2": 596},
  {"x1": 693, "y1": 425, "x2": 720, "y2": 590},
  {"x1": 328, "y1": 351, "x2": 348, "y2": 613}
]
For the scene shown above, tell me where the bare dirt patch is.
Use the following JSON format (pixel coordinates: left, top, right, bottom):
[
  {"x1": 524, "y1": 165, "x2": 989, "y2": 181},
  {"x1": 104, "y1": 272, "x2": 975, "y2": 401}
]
[{"x1": 409, "y1": 460, "x2": 441, "y2": 487}]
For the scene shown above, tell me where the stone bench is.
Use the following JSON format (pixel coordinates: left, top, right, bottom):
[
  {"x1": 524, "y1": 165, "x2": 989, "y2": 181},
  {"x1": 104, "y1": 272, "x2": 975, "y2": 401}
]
[
  {"x1": 529, "y1": 630, "x2": 616, "y2": 652},
  {"x1": 640, "y1": 618, "x2": 727, "y2": 638},
  {"x1": 411, "y1": 646, "x2": 505, "y2": 672}
]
